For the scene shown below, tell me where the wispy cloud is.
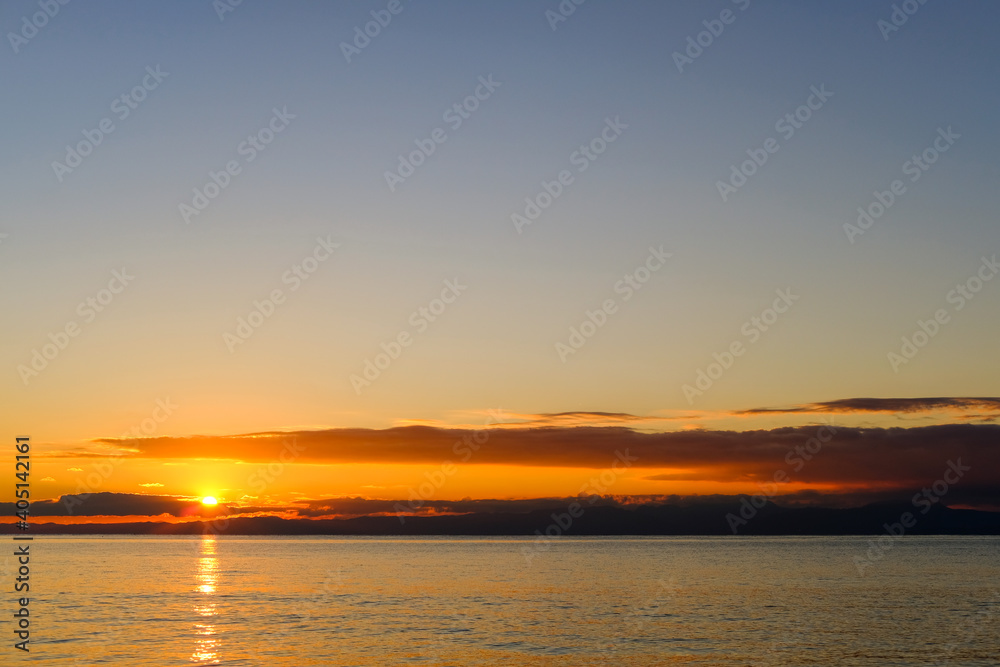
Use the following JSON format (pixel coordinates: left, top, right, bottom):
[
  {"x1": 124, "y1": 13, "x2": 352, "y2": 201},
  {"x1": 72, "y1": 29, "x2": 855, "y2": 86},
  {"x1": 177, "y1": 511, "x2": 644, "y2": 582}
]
[{"x1": 736, "y1": 396, "x2": 1000, "y2": 416}]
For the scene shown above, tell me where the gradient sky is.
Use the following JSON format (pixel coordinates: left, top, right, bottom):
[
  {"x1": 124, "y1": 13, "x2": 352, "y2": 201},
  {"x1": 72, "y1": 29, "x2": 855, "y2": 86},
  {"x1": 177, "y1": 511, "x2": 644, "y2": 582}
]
[{"x1": 2, "y1": 1, "x2": 998, "y2": 516}]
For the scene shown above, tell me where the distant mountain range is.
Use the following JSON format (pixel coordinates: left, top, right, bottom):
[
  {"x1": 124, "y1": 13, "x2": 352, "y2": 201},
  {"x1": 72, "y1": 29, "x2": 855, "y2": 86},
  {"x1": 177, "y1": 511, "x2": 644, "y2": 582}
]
[{"x1": 5, "y1": 501, "x2": 1000, "y2": 535}]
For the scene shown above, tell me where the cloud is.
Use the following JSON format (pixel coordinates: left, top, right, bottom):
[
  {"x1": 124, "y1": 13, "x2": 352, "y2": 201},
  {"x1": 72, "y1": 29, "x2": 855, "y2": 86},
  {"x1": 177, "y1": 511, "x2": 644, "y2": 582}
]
[
  {"x1": 0, "y1": 493, "x2": 781, "y2": 520},
  {"x1": 292, "y1": 495, "x2": 642, "y2": 518},
  {"x1": 393, "y1": 410, "x2": 672, "y2": 430},
  {"x1": 509, "y1": 411, "x2": 667, "y2": 427},
  {"x1": 40, "y1": 477, "x2": 55, "y2": 482},
  {"x1": 67, "y1": 467, "x2": 83, "y2": 472},
  {"x1": 25, "y1": 398, "x2": 1000, "y2": 511},
  {"x1": 73, "y1": 422, "x2": 993, "y2": 477},
  {"x1": 36, "y1": 419, "x2": 992, "y2": 506},
  {"x1": 0, "y1": 492, "x2": 216, "y2": 517},
  {"x1": 737, "y1": 396, "x2": 1000, "y2": 416},
  {"x1": 139, "y1": 483, "x2": 164, "y2": 488}
]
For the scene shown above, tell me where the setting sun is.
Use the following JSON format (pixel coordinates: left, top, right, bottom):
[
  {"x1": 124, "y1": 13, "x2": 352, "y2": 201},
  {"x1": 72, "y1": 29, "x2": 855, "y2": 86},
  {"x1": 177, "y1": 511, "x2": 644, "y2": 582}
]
[{"x1": 201, "y1": 496, "x2": 218, "y2": 506}]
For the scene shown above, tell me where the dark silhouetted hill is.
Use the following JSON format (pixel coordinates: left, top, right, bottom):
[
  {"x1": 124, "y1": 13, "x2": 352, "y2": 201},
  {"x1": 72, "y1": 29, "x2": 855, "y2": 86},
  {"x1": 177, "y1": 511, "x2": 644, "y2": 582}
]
[{"x1": 3, "y1": 500, "x2": 999, "y2": 535}]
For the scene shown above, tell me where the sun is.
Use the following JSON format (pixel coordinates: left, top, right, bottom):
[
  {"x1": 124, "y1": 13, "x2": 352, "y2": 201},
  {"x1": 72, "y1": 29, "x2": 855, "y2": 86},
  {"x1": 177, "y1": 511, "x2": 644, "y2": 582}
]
[{"x1": 201, "y1": 496, "x2": 218, "y2": 506}]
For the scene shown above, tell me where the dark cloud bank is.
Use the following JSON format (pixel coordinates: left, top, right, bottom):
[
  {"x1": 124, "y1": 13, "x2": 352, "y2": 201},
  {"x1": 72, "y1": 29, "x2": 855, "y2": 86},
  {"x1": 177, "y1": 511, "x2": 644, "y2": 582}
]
[{"x1": 18, "y1": 398, "x2": 998, "y2": 534}]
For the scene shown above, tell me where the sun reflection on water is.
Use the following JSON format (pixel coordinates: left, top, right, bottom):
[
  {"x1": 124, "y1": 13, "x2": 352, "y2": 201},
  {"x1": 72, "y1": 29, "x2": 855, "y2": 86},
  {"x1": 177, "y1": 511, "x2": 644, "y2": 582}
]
[{"x1": 191, "y1": 536, "x2": 221, "y2": 664}]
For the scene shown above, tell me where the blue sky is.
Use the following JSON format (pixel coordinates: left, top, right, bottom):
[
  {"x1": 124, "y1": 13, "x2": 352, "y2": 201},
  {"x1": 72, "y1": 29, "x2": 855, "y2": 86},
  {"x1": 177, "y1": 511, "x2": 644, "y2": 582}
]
[{"x1": 1, "y1": 0, "x2": 998, "y2": 442}]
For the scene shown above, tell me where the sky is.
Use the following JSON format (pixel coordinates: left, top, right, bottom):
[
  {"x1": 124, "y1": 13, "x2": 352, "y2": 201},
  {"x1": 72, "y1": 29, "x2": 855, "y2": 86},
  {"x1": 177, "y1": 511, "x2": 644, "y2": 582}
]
[{"x1": 1, "y1": 0, "x2": 999, "y2": 522}]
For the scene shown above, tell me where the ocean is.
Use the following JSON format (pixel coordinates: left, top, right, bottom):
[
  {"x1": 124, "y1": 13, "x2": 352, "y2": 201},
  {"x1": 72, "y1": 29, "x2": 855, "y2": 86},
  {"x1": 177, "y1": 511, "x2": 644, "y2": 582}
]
[{"x1": 9, "y1": 535, "x2": 999, "y2": 665}]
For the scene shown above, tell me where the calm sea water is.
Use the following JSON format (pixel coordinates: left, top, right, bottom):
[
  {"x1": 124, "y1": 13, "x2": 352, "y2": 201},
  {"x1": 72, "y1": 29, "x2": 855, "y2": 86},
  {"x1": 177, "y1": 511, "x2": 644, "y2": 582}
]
[{"x1": 6, "y1": 536, "x2": 998, "y2": 665}]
